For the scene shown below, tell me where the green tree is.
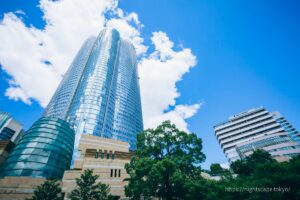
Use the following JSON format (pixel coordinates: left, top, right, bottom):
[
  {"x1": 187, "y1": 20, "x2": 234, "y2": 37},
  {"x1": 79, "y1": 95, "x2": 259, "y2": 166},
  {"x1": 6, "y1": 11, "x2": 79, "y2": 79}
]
[
  {"x1": 210, "y1": 163, "x2": 223, "y2": 175},
  {"x1": 246, "y1": 148, "x2": 274, "y2": 164},
  {"x1": 125, "y1": 120, "x2": 206, "y2": 200},
  {"x1": 27, "y1": 179, "x2": 63, "y2": 200},
  {"x1": 220, "y1": 150, "x2": 300, "y2": 200},
  {"x1": 68, "y1": 169, "x2": 113, "y2": 200},
  {"x1": 231, "y1": 149, "x2": 274, "y2": 176},
  {"x1": 209, "y1": 163, "x2": 230, "y2": 176},
  {"x1": 183, "y1": 150, "x2": 300, "y2": 200},
  {"x1": 230, "y1": 159, "x2": 251, "y2": 176}
]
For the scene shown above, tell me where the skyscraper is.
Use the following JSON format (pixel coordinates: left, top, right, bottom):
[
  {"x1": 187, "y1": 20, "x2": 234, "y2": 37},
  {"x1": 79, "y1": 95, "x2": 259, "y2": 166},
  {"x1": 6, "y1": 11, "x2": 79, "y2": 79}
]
[
  {"x1": 214, "y1": 107, "x2": 300, "y2": 163},
  {"x1": 44, "y1": 28, "x2": 143, "y2": 151}
]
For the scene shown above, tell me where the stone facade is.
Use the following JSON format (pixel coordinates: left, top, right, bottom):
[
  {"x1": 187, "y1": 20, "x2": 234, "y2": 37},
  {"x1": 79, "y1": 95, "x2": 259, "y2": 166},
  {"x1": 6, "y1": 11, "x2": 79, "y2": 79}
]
[
  {"x1": 62, "y1": 134, "x2": 132, "y2": 199},
  {"x1": 0, "y1": 177, "x2": 45, "y2": 200}
]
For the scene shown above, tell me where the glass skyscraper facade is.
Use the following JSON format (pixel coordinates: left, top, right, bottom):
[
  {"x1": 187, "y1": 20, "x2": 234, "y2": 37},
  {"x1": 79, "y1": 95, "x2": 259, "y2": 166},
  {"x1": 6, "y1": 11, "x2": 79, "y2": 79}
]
[{"x1": 44, "y1": 28, "x2": 143, "y2": 151}]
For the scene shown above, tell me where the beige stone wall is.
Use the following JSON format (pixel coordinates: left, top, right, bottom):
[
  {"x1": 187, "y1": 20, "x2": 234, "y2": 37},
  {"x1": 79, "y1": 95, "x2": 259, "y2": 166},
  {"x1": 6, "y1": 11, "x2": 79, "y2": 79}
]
[
  {"x1": 78, "y1": 134, "x2": 130, "y2": 153},
  {"x1": 62, "y1": 134, "x2": 132, "y2": 199},
  {"x1": 0, "y1": 177, "x2": 46, "y2": 200},
  {"x1": 274, "y1": 155, "x2": 291, "y2": 162}
]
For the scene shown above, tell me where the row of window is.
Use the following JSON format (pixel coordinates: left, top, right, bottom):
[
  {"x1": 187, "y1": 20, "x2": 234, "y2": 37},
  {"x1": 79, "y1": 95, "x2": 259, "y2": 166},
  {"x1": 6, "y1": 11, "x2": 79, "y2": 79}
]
[
  {"x1": 217, "y1": 116, "x2": 273, "y2": 138},
  {"x1": 237, "y1": 135, "x2": 293, "y2": 153},
  {"x1": 94, "y1": 152, "x2": 115, "y2": 160},
  {"x1": 110, "y1": 169, "x2": 121, "y2": 178},
  {"x1": 215, "y1": 111, "x2": 268, "y2": 133},
  {"x1": 220, "y1": 122, "x2": 279, "y2": 146},
  {"x1": 223, "y1": 126, "x2": 282, "y2": 151},
  {"x1": 230, "y1": 109, "x2": 266, "y2": 122},
  {"x1": 269, "y1": 145, "x2": 299, "y2": 152},
  {"x1": 0, "y1": 127, "x2": 15, "y2": 140}
]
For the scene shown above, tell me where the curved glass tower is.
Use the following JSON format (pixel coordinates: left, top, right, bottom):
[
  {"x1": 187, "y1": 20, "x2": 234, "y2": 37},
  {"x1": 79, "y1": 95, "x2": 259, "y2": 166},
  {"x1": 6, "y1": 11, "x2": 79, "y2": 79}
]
[
  {"x1": 0, "y1": 117, "x2": 75, "y2": 179},
  {"x1": 44, "y1": 28, "x2": 143, "y2": 151}
]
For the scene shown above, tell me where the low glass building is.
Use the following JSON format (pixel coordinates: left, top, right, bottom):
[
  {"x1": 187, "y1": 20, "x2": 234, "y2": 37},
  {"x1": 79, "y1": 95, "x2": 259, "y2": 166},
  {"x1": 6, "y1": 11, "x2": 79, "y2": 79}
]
[
  {"x1": 0, "y1": 111, "x2": 23, "y2": 143},
  {"x1": 0, "y1": 117, "x2": 75, "y2": 179},
  {"x1": 236, "y1": 132, "x2": 300, "y2": 160}
]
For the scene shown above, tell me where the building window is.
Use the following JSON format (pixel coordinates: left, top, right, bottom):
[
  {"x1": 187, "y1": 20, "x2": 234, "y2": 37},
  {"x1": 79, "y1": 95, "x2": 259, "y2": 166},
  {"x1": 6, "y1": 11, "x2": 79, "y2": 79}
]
[
  {"x1": 95, "y1": 152, "x2": 98, "y2": 158},
  {"x1": 110, "y1": 169, "x2": 113, "y2": 177},
  {"x1": 118, "y1": 169, "x2": 121, "y2": 177},
  {"x1": 114, "y1": 169, "x2": 117, "y2": 177}
]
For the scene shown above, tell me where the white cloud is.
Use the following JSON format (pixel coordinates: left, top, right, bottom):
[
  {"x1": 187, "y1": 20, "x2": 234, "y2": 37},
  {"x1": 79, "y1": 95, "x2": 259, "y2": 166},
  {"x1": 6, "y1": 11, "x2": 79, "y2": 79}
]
[
  {"x1": 139, "y1": 31, "x2": 198, "y2": 131},
  {"x1": 14, "y1": 10, "x2": 26, "y2": 16},
  {"x1": 0, "y1": 0, "x2": 117, "y2": 106},
  {"x1": 5, "y1": 87, "x2": 31, "y2": 105},
  {"x1": 147, "y1": 104, "x2": 203, "y2": 132},
  {"x1": 0, "y1": 0, "x2": 200, "y2": 131}
]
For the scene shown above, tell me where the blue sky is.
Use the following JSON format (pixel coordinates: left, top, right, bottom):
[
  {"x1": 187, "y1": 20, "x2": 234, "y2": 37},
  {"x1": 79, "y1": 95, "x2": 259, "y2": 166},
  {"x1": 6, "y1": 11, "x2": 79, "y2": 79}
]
[{"x1": 0, "y1": 0, "x2": 300, "y2": 169}]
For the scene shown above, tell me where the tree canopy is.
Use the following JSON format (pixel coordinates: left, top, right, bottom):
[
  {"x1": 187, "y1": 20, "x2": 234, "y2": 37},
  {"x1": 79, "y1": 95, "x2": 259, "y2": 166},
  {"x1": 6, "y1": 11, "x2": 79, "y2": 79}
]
[
  {"x1": 125, "y1": 120, "x2": 206, "y2": 200},
  {"x1": 125, "y1": 121, "x2": 300, "y2": 200},
  {"x1": 213, "y1": 150, "x2": 300, "y2": 200},
  {"x1": 68, "y1": 169, "x2": 113, "y2": 200},
  {"x1": 27, "y1": 179, "x2": 63, "y2": 200},
  {"x1": 209, "y1": 163, "x2": 230, "y2": 176},
  {"x1": 230, "y1": 149, "x2": 275, "y2": 176}
]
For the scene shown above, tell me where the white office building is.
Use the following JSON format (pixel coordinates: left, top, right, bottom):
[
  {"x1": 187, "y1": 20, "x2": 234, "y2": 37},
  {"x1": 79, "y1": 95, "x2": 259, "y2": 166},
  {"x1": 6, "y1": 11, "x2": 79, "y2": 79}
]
[
  {"x1": 0, "y1": 111, "x2": 23, "y2": 143},
  {"x1": 214, "y1": 107, "x2": 300, "y2": 163}
]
